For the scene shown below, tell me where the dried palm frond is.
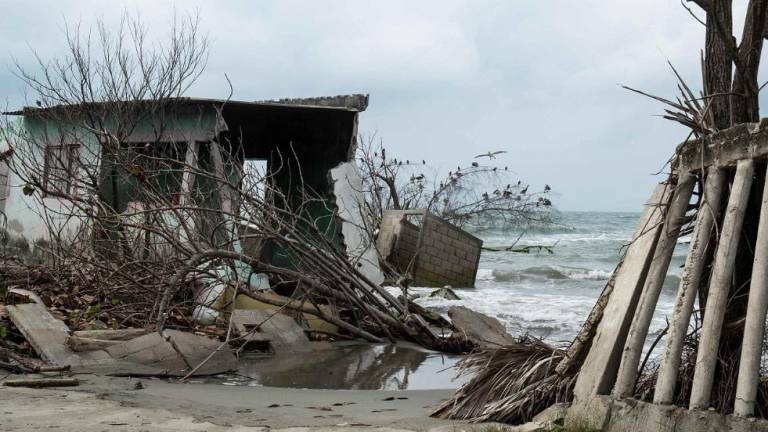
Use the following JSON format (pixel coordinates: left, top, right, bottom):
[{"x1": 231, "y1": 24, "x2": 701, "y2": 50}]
[
  {"x1": 623, "y1": 60, "x2": 716, "y2": 138},
  {"x1": 431, "y1": 336, "x2": 574, "y2": 424}
]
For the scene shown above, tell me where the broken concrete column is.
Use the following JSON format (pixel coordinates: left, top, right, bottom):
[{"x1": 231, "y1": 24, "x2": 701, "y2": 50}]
[
  {"x1": 654, "y1": 167, "x2": 725, "y2": 405},
  {"x1": 735, "y1": 164, "x2": 768, "y2": 417},
  {"x1": 690, "y1": 159, "x2": 754, "y2": 410},
  {"x1": 613, "y1": 173, "x2": 695, "y2": 398},
  {"x1": 572, "y1": 182, "x2": 671, "y2": 401}
]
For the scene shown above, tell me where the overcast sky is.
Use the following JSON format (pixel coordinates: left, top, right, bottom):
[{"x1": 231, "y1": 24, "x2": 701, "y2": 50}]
[{"x1": 1, "y1": 1, "x2": 762, "y2": 211}]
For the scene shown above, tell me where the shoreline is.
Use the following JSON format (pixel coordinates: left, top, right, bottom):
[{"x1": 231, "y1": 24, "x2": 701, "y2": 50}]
[{"x1": 0, "y1": 373, "x2": 488, "y2": 431}]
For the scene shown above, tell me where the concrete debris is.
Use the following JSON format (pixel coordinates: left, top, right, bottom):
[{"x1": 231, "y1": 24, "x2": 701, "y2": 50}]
[
  {"x1": 233, "y1": 291, "x2": 340, "y2": 335},
  {"x1": 72, "y1": 328, "x2": 150, "y2": 341},
  {"x1": 7, "y1": 303, "x2": 109, "y2": 366},
  {"x1": 429, "y1": 286, "x2": 460, "y2": 300},
  {"x1": 106, "y1": 330, "x2": 237, "y2": 377},
  {"x1": 330, "y1": 162, "x2": 385, "y2": 286},
  {"x1": 67, "y1": 336, "x2": 122, "y2": 352},
  {"x1": 531, "y1": 402, "x2": 567, "y2": 428},
  {"x1": 67, "y1": 328, "x2": 152, "y2": 352},
  {"x1": 231, "y1": 309, "x2": 310, "y2": 353},
  {"x1": 376, "y1": 210, "x2": 482, "y2": 288},
  {"x1": 448, "y1": 306, "x2": 516, "y2": 349}
]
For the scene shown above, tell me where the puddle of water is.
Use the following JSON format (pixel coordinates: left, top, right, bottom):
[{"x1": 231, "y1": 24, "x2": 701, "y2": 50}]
[{"x1": 208, "y1": 341, "x2": 469, "y2": 390}]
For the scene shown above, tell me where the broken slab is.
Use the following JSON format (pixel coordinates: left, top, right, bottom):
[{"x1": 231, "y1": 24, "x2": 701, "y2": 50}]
[
  {"x1": 67, "y1": 336, "x2": 122, "y2": 352},
  {"x1": 429, "y1": 287, "x2": 460, "y2": 300},
  {"x1": 448, "y1": 306, "x2": 516, "y2": 349},
  {"x1": 72, "y1": 328, "x2": 149, "y2": 341},
  {"x1": 572, "y1": 183, "x2": 671, "y2": 401},
  {"x1": 233, "y1": 292, "x2": 339, "y2": 335},
  {"x1": 106, "y1": 330, "x2": 236, "y2": 376},
  {"x1": 7, "y1": 303, "x2": 109, "y2": 366},
  {"x1": 68, "y1": 328, "x2": 152, "y2": 352},
  {"x1": 231, "y1": 309, "x2": 310, "y2": 353},
  {"x1": 330, "y1": 161, "x2": 385, "y2": 286}
]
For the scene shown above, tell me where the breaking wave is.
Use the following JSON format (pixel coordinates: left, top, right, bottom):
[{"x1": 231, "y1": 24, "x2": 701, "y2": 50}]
[{"x1": 477, "y1": 265, "x2": 612, "y2": 283}]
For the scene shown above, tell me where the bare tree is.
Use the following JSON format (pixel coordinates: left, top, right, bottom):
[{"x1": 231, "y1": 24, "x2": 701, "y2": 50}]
[{"x1": 356, "y1": 136, "x2": 555, "y2": 233}]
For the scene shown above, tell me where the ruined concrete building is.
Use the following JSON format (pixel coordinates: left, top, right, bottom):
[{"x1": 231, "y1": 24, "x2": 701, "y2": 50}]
[{"x1": 0, "y1": 94, "x2": 383, "y2": 285}]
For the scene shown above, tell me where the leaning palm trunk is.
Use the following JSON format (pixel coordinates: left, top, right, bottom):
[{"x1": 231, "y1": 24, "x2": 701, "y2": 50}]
[{"x1": 432, "y1": 336, "x2": 575, "y2": 424}]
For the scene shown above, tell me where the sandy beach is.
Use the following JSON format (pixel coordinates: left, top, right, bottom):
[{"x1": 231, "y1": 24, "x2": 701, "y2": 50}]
[{"x1": 0, "y1": 373, "x2": 492, "y2": 432}]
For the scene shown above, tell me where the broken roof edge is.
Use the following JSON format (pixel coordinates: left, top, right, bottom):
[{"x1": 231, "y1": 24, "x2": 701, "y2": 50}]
[{"x1": 2, "y1": 93, "x2": 370, "y2": 116}]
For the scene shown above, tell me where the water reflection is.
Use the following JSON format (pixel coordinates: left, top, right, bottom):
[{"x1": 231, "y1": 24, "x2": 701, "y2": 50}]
[{"x1": 227, "y1": 342, "x2": 466, "y2": 390}]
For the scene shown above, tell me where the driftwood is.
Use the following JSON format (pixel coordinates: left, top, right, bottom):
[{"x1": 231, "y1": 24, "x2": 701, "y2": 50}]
[{"x1": 3, "y1": 378, "x2": 80, "y2": 388}]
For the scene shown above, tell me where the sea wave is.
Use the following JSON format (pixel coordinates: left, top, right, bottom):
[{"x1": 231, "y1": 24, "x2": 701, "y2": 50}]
[{"x1": 477, "y1": 265, "x2": 613, "y2": 283}]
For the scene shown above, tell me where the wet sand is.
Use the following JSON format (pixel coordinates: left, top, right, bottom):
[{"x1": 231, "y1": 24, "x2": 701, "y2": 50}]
[{"x1": 0, "y1": 374, "x2": 486, "y2": 431}]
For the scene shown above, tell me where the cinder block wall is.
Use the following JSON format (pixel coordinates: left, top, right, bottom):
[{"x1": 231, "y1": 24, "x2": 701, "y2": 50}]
[{"x1": 376, "y1": 210, "x2": 482, "y2": 287}]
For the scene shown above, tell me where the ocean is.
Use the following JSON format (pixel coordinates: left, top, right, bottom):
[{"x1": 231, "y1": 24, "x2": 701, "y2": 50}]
[{"x1": 408, "y1": 211, "x2": 684, "y2": 346}]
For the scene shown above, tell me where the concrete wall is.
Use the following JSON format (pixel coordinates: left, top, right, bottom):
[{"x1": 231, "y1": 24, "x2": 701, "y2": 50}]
[
  {"x1": 377, "y1": 210, "x2": 483, "y2": 287},
  {"x1": 0, "y1": 107, "x2": 219, "y2": 245}
]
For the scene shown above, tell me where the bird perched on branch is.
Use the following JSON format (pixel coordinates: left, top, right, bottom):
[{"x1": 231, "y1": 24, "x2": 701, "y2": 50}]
[
  {"x1": 475, "y1": 150, "x2": 507, "y2": 160},
  {"x1": 544, "y1": 184, "x2": 551, "y2": 192},
  {"x1": 471, "y1": 162, "x2": 479, "y2": 168}
]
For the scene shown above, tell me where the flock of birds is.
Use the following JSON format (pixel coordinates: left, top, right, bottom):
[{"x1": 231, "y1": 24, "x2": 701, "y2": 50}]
[{"x1": 368, "y1": 148, "x2": 553, "y2": 208}]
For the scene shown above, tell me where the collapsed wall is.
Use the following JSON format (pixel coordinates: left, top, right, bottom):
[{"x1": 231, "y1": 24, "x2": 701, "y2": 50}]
[{"x1": 567, "y1": 119, "x2": 768, "y2": 431}]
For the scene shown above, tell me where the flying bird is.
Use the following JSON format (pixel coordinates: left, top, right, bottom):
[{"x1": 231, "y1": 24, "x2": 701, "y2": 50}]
[{"x1": 475, "y1": 150, "x2": 508, "y2": 160}]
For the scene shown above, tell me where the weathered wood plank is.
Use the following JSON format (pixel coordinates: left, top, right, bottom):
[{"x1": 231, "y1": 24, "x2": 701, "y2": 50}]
[
  {"x1": 573, "y1": 182, "x2": 671, "y2": 401},
  {"x1": 654, "y1": 167, "x2": 726, "y2": 404},
  {"x1": 735, "y1": 163, "x2": 768, "y2": 417},
  {"x1": 690, "y1": 159, "x2": 754, "y2": 410},
  {"x1": 613, "y1": 174, "x2": 696, "y2": 397}
]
